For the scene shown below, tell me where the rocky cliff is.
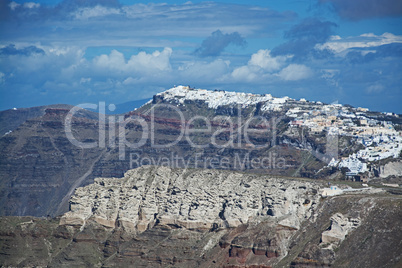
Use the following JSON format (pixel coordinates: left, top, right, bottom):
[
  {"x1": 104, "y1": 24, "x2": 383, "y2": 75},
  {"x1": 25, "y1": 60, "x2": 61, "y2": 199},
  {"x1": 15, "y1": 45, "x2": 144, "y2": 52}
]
[
  {"x1": 1, "y1": 166, "x2": 400, "y2": 267},
  {"x1": 0, "y1": 95, "x2": 324, "y2": 217},
  {"x1": 60, "y1": 166, "x2": 323, "y2": 233},
  {"x1": 0, "y1": 107, "x2": 106, "y2": 217},
  {"x1": 1, "y1": 86, "x2": 401, "y2": 219}
]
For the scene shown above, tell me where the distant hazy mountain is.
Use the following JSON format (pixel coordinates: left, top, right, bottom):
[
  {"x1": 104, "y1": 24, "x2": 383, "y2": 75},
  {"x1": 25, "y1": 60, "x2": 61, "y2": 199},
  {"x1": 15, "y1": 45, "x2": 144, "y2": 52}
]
[
  {"x1": 0, "y1": 99, "x2": 150, "y2": 136},
  {"x1": 0, "y1": 104, "x2": 99, "y2": 137},
  {"x1": 0, "y1": 104, "x2": 73, "y2": 137}
]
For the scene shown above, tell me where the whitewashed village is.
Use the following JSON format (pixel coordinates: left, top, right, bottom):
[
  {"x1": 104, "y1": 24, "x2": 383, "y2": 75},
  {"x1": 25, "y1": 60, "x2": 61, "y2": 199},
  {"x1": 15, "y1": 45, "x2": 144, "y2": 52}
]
[
  {"x1": 160, "y1": 86, "x2": 402, "y2": 185},
  {"x1": 285, "y1": 99, "x2": 401, "y2": 180}
]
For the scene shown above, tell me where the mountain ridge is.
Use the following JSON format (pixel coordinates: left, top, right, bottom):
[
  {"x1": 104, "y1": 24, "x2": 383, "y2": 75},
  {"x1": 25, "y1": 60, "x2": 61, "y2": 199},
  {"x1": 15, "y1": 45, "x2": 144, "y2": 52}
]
[{"x1": 0, "y1": 85, "x2": 401, "y2": 217}]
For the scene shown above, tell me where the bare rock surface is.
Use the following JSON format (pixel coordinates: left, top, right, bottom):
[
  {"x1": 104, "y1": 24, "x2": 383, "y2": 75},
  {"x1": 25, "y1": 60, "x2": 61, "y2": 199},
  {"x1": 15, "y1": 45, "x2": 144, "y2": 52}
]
[
  {"x1": 60, "y1": 166, "x2": 323, "y2": 234},
  {"x1": 320, "y1": 212, "x2": 361, "y2": 246},
  {"x1": 1, "y1": 166, "x2": 401, "y2": 267}
]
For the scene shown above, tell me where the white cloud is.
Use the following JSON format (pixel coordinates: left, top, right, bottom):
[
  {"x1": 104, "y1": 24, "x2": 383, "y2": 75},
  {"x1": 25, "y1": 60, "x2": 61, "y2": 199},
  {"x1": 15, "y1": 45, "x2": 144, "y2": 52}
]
[
  {"x1": 94, "y1": 50, "x2": 126, "y2": 71},
  {"x1": 366, "y1": 84, "x2": 385, "y2": 93},
  {"x1": 9, "y1": 2, "x2": 40, "y2": 10},
  {"x1": 321, "y1": 69, "x2": 339, "y2": 79},
  {"x1": 278, "y1": 64, "x2": 313, "y2": 81},
  {"x1": 23, "y1": 2, "x2": 40, "y2": 9},
  {"x1": 80, "y1": 77, "x2": 91, "y2": 84},
  {"x1": 0, "y1": 72, "x2": 5, "y2": 84},
  {"x1": 316, "y1": 32, "x2": 402, "y2": 53},
  {"x1": 129, "y1": 48, "x2": 172, "y2": 72},
  {"x1": 1, "y1": 45, "x2": 85, "y2": 85},
  {"x1": 0, "y1": 44, "x2": 315, "y2": 102},
  {"x1": 3, "y1": 45, "x2": 173, "y2": 90},
  {"x1": 248, "y1": 49, "x2": 289, "y2": 72},
  {"x1": 74, "y1": 5, "x2": 121, "y2": 20},
  {"x1": 9, "y1": 2, "x2": 20, "y2": 10},
  {"x1": 320, "y1": 69, "x2": 340, "y2": 87},
  {"x1": 231, "y1": 65, "x2": 258, "y2": 81},
  {"x1": 122, "y1": 77, "x2": 138, "y2": 85},
  {"x1": 93, "y1": 48, "x2": 172, "y2": 75},
  {"x1": 231, "y1": 49, "x2": 294, "y2": 82}
]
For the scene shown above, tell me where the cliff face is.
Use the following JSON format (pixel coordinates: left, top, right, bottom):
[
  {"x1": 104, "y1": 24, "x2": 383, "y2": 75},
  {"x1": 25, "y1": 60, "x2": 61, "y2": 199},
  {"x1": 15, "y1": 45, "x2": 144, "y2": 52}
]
[
  {"x1": 1, "y1": 87, "x2": 400, "y2": 219},
  {"x1": 0, "y1": 105, "x2": 76, "y2": 136},
  {"x1": 0, "y1": 99, "x2": 324, "y2": 217},
  {"x1": 0, "y1": 108, "x2": 106, "y2": 217},
  {"x1": 60, "y1": 166, "x2": 323, "y2": 233},
  {"x1": 1, "y1": 166, "x2": 401, "y2": 268}
]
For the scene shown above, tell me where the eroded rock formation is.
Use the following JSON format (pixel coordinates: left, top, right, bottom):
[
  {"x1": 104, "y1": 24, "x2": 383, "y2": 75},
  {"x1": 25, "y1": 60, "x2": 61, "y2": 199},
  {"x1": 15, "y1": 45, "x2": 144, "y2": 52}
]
[
  {"x1": 1, "y1": 167, "x2": 401, "y2": 267},
  {"x1": 60, "y1": 166, "x2": 323, "y2": 235},
  {"x1": 320, "y1": 213, "x2": 361, "y2": 246}
]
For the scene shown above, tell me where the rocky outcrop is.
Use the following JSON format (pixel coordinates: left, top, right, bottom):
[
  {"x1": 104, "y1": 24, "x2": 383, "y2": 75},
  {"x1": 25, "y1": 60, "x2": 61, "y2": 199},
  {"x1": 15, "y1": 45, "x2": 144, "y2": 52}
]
[
  {"x1": 0, "y1": 96, "x2": 325, "y2": 218},
  {"x1": 320, "y1": 213, "x2": 360, "y2": 246},
  {"x1": 60, "y1": 166, "x2": 323, "y2": 235},
  {"x1": 1, "y1": 89, "x2": 400, "y2": 219},
  {"x1": 288, "y1": 195, "x2": 402, "y2": 268},
  {"x1": 2, "y1": 184, "x2": 401, "y2": 267}
]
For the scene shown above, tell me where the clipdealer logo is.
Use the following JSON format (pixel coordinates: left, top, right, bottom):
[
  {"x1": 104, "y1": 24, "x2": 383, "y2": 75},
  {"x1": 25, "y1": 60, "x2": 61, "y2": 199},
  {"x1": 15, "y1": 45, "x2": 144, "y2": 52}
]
[{"x1": 64, "y1": 102, "x2": 339, "y2": 170}]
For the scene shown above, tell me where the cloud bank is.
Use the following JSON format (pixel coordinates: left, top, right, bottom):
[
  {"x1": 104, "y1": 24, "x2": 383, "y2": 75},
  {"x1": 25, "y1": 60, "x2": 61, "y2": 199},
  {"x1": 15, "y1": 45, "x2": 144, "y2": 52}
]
[
  {"x1": 272, "y1": 18, "x2": 337, "y2": 60},
  {"x1": 0, "y1": 1, "x2": 401, "y2": 113},
  {"x1": 0, "y1": 1, "x2": 296, "y2": 46}
]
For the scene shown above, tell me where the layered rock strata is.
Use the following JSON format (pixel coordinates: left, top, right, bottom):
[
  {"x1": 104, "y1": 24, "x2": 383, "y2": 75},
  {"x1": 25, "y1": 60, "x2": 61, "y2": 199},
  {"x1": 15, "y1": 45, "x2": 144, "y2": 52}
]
[
  {"x1": 1, "y1": 167, "x2": 401, "y2": 267},
  {"x1": 60, "y1": 166, "x2": 323, "y2": 234}
]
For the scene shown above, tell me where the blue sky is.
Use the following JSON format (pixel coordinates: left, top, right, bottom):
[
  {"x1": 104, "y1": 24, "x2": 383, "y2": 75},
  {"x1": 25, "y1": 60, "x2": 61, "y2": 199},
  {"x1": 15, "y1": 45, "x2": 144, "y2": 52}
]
[{"x1": 0, "y1": 0, "x2": 401, "y2": 113}]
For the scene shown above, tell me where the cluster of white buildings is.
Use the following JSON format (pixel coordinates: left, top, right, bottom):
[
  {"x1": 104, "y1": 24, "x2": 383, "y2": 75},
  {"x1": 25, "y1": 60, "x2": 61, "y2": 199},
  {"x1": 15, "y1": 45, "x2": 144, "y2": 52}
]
[
  {"x1": 159, "y1": 86, "x2": 289, "y2": 111},
  {"x1": 333, "y1": 134, "x2": 401, "y2": 175},
  {"x1": 159, "y1": 86, "x2": 401, "y2": 176},
  {"x1": 287, "y1": 101, "x2": 401, "y2": 175}
]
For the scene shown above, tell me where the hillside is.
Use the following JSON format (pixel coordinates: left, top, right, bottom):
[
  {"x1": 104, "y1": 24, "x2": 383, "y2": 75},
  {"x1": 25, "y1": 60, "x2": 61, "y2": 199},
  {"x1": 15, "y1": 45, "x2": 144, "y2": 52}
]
[
  {"x1": 0, "y1": 86, "x2": 401, "y2": 217},
  {"x1": 0, "y1": 166, "x2": 401, "y2": 267}
]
